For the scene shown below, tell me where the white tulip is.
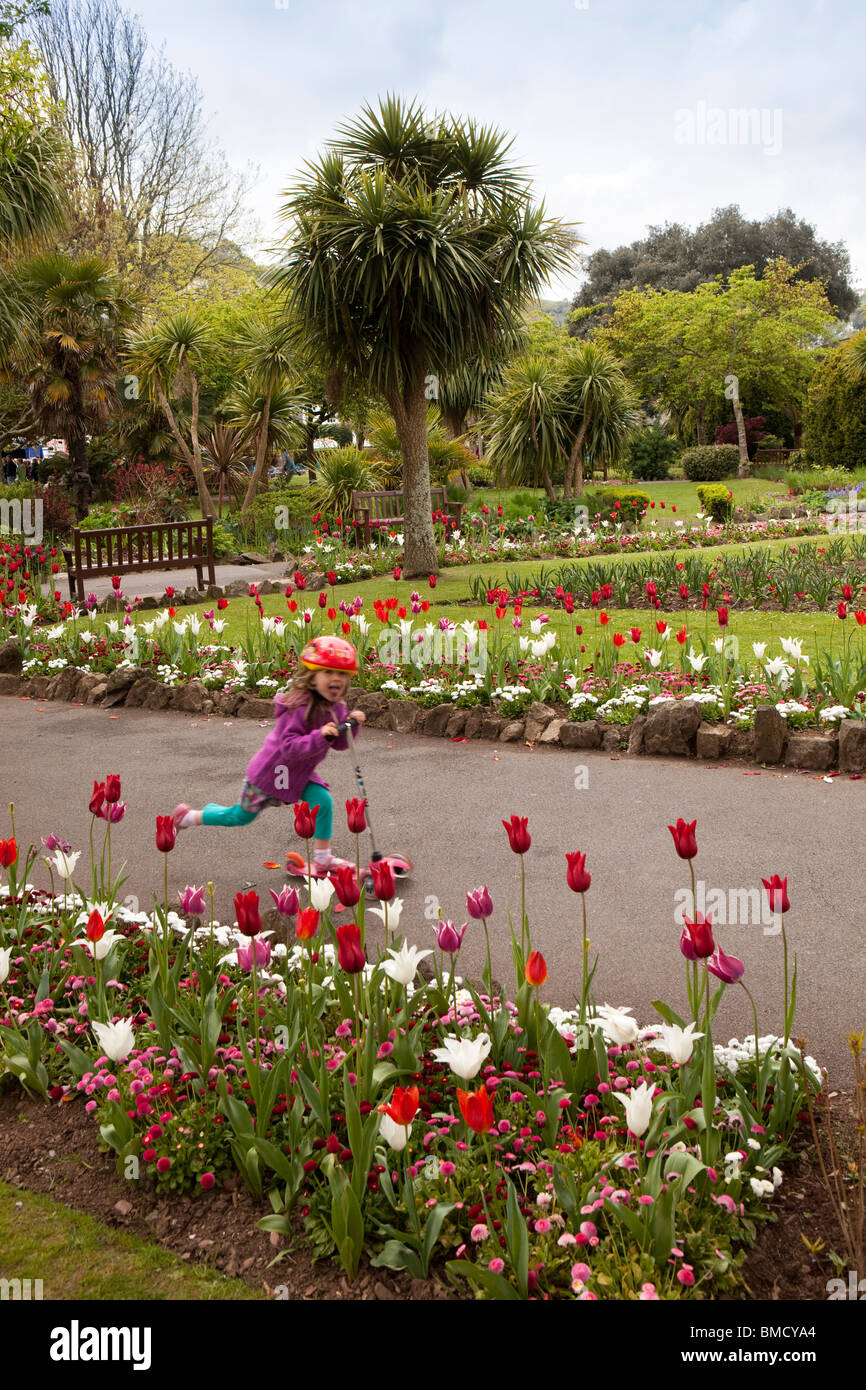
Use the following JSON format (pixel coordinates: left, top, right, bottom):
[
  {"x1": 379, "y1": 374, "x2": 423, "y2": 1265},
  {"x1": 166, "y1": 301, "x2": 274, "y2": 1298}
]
[
  {"x1": 589, "y1": 1004, "x2": 639, "y2": 1046},
  {"x1": 380, "y1": 941, "x2": 433, "y2": 986},
  {"x1": 309, "y1": 877, "x2": 335, "y2": 911},
  {"x1": 643, "y1": 648, "x2": 663, "y2": 669},
  {"x1": 780, "y1": 637, "x2": 805, "y2": 661},
  {"x1": 368, "y1": 897, "x2": 403, "y2": 932},
  {"x1": 651, "y1": 1022, "x2": 704, "y2": 1066},
  {"x1": 657, "y1": 625, "x2": 671, "y2": 642},
  {"x1": 50, "y1": 849, "x2": 81, "y2": 879},
  {"x1": 105, "y1": 619, "x2": 120, "y2": 634},
  {"x1": 210, "y1": 619, "x2": 226, "y2": 635},
  {"x1": 430, "y1": 1032, "x2": 492, "y2": 1080},
  {"x1": 752, "y1": 642, "x2": 767, "y2": 660},
  {"x1": 0, "y1": 946, "x2": 11, "y2": 984},
  {"x1": 92, "y1": 1018, "x2": 136, "y2": 1062},
  {"x1": 614, "y1": 1080, "x2": 656, "y2": 1138},
  {"x1": 379, "y1": 1113, "x2": 412, "y2": 1151},
  {"x1": 686, "y1": 649, "x2": 708, "y2": 672},
  {"x1": 77, "y1": 929, "x2": 122, "y2": 961}
]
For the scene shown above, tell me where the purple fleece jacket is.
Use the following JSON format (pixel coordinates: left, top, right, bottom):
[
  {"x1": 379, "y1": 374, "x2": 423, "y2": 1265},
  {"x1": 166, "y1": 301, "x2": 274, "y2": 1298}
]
[{"x1": 244, "y1": 695, "x2": 350, "y2": 803}]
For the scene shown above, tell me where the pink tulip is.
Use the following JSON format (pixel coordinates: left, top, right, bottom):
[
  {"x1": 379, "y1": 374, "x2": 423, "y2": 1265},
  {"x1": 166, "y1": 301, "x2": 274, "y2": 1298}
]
[
  {"x1": 706, "y1": 945, "x2": 745, "y2": 984},
  {"x1": 178, "y1": 885, "x2": 206, "y2": 915},
  {"x1": 237, "y1": 937, "x2": 272, "y2": 972},
  {"x1": 269, "y1": 886, "x2": 300, "y2": 917},
  {"x1": 98, "y1": 801, "x2": 127, "y2": 823},
  {"x1": 466, "y1": 886, "x2": 493, "y2": 919},
  {"x1": 432, "y1": 920, "x2": 467, "y2": 954}
]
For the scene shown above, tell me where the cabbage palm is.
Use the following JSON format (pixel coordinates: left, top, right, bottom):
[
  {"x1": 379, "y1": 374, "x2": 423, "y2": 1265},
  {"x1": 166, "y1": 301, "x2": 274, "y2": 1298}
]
[
  {"x1": 847, "y1": 329, "x2": 866, "y2": 382},
  {"x1": 313, "y1": 446, "x2": 383, "y2": 517},
  {"x1": 201, "y1": 424, "x2": 250, "y2": 517},
  {"x1": 273, "y1": 95, "x2": 577, "y2": 575},
  {"x1": 228, "y1": 313, "x2": 300, "y2": 512},
  {"x1": 483, "y1": 355, "x2": 564, "y2": 499},
  {"x1": 126, "y1": 308, "x2": 217, "y2": 518},
  {"x1": 559, "y1": 342, "x2": 638, "y2": 494},
  {"x1": 14, "y1": 253, "x2": 136, "y2": 517}
]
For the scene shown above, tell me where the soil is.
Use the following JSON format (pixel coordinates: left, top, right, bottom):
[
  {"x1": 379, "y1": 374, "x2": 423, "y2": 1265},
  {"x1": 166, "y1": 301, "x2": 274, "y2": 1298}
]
[
  {"x1": 1, "y1": 1085, "x2": 859, "y2": 1302},
  {"x1": 0, "y1": 1088, "x2": 449, "y2": 1302}
]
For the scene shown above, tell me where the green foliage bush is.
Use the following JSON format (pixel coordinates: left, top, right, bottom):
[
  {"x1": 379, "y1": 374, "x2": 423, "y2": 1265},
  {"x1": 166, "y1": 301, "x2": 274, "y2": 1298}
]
[
  {"x1": 696, "y1": 482, "x2": 734, "y2": 522},
  {"x1": 467, "y1": 463, "x2": 492, "y2": 486},
  {"x1": 582, "y1": 487, "x2": 651, "y2": 526},
  {"x1": 626, "y1": 425, "x2": 680, "y2": 480},
  {"x1": 681, "y1": 445, "x2": 740, "y2": 481},
  {"x1": 803, "y1": 342, "x2": 866, "y2": 471}
]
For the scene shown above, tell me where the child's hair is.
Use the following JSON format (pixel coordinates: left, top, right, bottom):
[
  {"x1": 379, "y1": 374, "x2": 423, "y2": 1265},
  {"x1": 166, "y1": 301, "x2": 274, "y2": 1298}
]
[{"x1": 280, "y1": 668, "x2": 349, "y2": 726}]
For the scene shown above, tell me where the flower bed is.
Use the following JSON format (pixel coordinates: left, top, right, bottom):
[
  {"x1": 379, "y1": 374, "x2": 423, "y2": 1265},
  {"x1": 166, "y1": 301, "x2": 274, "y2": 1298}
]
[{"x1": 0, "y1": 793, "x2": 821, "y2": 1300}]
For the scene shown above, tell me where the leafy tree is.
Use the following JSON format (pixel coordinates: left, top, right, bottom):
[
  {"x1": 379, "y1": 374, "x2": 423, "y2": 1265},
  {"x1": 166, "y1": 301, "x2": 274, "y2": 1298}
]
[
  {"x1": 599, "y1": 261, "x2": 837, "y2": 475},
  {"x1": 570, "y1": 205, "x2": 857, "y2": 335},
  {"x1": 273, "y1": 96, "x2": 576, "y2": 575},
  {"x1": 14, "y1": 252, "x2": 137, "y2": 516},
  {"x1": 803, "y1": 337, "x2": 866, "y2": 471}
]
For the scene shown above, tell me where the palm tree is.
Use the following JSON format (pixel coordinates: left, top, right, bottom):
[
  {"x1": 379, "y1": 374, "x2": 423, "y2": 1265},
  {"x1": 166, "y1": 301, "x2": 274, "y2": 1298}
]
[
  {"x1": 273, "y1": 96, "x2": 577, "y2": 575},
  {"x1": 0, "y1": 124, "x2": 69, "y2": 367},
  {"x1": 201, "y1": 424, "x2": 250, "y2": 517},
  {"x1": 125, "y1": 308, "x2": 218, "y2": 519},
  {"x1": 223, "y1": 379, "x2": 305, "y2": 489},
  {"x1": 14, "y1": 253, "x2": 137, "y2": 517},
  {"x1": 847, "y1": 329, "x2": 866, "y2": 382},
  {"x1": 559, "y1": 342, "x2": 638, "y2": 495},
  {"x1": 483, "y1": 355, "x2": 564, "y2": 500},
  {"x1": 226, "y1": 312, "x2": 300, "y2": 511}
]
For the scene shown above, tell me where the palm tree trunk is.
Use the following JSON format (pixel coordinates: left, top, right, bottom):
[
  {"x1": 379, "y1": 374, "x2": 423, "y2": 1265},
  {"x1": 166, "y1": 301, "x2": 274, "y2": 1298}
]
[
  {"x1": 155, "y1": 385, "x2": 216, "y2": 519},
  {"x1": 565, "y1": 417, "x2": 590, "y2": 498},
  {"x1": 189, "y1": 375, "x2": 216, "y2": 518},
  {"x1": 388, "y1": 374, "x2": 438, "y2": 577},
  {"x1": 732, "y1": 396, "x2": 751, "y2": 478},
  {"x1": 240, "y1": 389, "x2": 272, "y2": 513},
  {"x1": 67, "y1": 423, "x2": 91, "y2": 521}
]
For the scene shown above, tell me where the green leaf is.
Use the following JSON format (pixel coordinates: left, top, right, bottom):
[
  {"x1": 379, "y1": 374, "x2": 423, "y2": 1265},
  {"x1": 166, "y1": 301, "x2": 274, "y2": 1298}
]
[
  {"x1": 445, "y1": 1260, "x2": 521, "y2": 1300},
  {"x1": 370, "y1": 1240, "x2": 424, "y2": 1279},
  {"x1": 505, "y1": 1181, "x2": 529, "y2": 1299}
]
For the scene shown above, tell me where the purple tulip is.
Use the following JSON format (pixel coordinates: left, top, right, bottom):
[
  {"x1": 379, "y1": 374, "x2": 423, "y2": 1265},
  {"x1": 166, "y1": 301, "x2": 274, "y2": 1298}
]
[
  {"x1": 178, "y1": 884, "x2": 207, "y2": 915},
  {"x1": 237, "y1": 937, "x2": 272, "y2": 972},
  {"x1": 42, "y1": 834, "x2": 72, "y2": 853},
  {"x1": 679, "y1": 926, "x2": 700, "y2": 961},
  {"x1": 432, "y1": 920, "x2": 467, "y2": 954},
  {"x1": 269, "y1": 885, "x2": 300, "y2": 917},
  {"x1": 98, "y1": 801, "x2": 127, "y2": 824},
  {"x1": 706, "y1": 946, "x2": 745, "y2": 984},
  {"x1": 466, "y1": 886, "x2": 493, "y2": 920}
]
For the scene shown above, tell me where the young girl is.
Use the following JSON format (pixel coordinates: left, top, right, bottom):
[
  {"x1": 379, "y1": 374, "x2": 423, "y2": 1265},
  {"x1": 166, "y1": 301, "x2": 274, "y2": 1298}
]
[{"x1": 173, "y1": 635, "x2": 366, "y2": 873}]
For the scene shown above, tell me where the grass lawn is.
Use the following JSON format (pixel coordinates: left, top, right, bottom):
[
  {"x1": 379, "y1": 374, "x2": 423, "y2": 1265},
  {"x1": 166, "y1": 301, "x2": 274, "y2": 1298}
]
[
  {"x1": 475, "y1": 475, "x2": 788, "y2": 528},
  {"x1": 0, "y1": 1180, "x2": 264, "y2": 1300}
]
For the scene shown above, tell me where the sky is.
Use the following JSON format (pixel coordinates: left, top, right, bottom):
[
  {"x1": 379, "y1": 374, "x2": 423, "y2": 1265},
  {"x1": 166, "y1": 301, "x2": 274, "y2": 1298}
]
[{"x1": 128, "y1": 0, "x2": 866, "y2": 305}]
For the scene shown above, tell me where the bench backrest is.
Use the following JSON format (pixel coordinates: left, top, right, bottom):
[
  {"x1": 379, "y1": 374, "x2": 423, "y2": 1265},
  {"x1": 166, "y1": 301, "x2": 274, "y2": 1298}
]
[
  {"x1": 351, "y1": 487, "x2": 448, "y2": 521},
  {"x1": 72, "y1": 519, "x2": 213, "y2": 573},
  {"x1": 754, "y1": 448, "x2": 793, "y2": 466}
]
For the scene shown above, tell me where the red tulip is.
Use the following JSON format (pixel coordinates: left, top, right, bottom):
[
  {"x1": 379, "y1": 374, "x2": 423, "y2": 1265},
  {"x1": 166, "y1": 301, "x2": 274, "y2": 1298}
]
[
  {"x1": 86, "y1": 908, "x2": 105, "y2": 942},
  {"x1": 679, "y1": 584, "x2": 689, "y2": 601},
  {"x1": 707, "y1": 946, "x2": 745, "y2": 984},
  {"x1": 525, "y1": 950, "x2": 547, "y2": 987},
  {"x1": 613, "y1": 632, "x2": 625, "y2": 647},
  {"x1": 104, "y1": 774, "x2": 121, "y2": 804},
  {"x1": 293, "y1": 801, "x2": 319, "y2": 840},
  {"x1": 855, "y1": 611, "x2": 866, "y2": 626},
  {"x1": 370, "y1": 859, "x2": 396, "y2": 902},
  {"x1": 457, "y1": 1084, "x2": 495, "y2": 1134},
  {"x1": 393, "y1": 566, "x2": 402, "y2": 581},
  {"x1": 565, "y1": 851, "x2": 591, "y2": 893},
  {"x1": 329, "y1": 865, "x2": 361, "y2": 907},
  {"x1": 383, "y1": 1085, "x2": 419, "y2": 1126},
  {"x1": 842, "y1": 584, "x2": 853, "y2": 600},
  {"x1": 679, "y1": 927, "x2": 699, "y2": 962},
  {"x1": 683, "y1": 912, "x2": 715, "y2": 958},
  {"x1": 717, "y1": 607, "x2": 729, "y2": 627},
  {"x1": 761, "y1": 875, "x2": 790, "y2": 914},
  {"x1": 295, "y1": 573, "x2": 307, "y2": 590},
  {"x1": 675, "y1": 626, "x2": 687, "y2": 644},
  {"x1": 336, "y1": 922, "x2": 366, "y2": 973},
  {"x1": 428, "y1": 574, "x2": 437, "y2": 588},
  {"x1": 234, "y1": 890, "x2": 262, "y2": 937},
  {"x1": 156, "y1": 816, "x2": 176, "y2": 852},
  {"x1": 0, "y1": 838, "x2": 16, "y2": 868},
  {"x1": 668, "y1": 818, "x2": 697, "y2": 860},
  {"x1": 838, "y1": 601, "x2": 848, "y2": 620},
  {"x1": 629, "y1": 627, "x2": 642, "y2": 643},
  {"x1": 502, "y1": 815, "x2": 531, "y2": 854},
  {"x1": 89, "y1": 780, "x2": 106, "y2": 815},
  {"x1": 217, "y1": 597, "x2": 229, "y2": 610},
  {"x1": 346, "y1": 798, "x2": 367, "y2": 833},
  {"x1": 599, "y1": 610, "x2": 609, "y2": 626},
  {"x1": 295, "y1": 907, "x2": 320, "y2": 941}
]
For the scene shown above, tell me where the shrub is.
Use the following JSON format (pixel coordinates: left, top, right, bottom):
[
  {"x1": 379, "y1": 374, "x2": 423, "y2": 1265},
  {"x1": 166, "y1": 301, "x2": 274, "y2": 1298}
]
[
  {"x1": 787, "y1": 449, "x2": 807, "y2": 469},
  {"x1": 582, "y1": 487, "x2": 651, "y2": 526},
  {"x1": 467, "y1": 463, "x2": 492, "y2": 486},
  {"x1": 681, "y1": 445, "x2": 740, "y2": 481},
  {"x1": 210, "y1": 522, "x2": 237, "y2": 559},
  {"x1": 696, "y1": 483, "x2": 734, "y2": 523},
  {"x1": 803, "y1": 340, "x2": 866, "y2": 471},
  {"x1": 714, "y1": 415, "x2": 768, "y2": 457},
  {"x1": 312, "y1": 447, "x2": 384, "y2": 517},
  {"x1": 503, "y1": 489, "x2": 540, "y2": 520},
  {"x1": 627, "y1": 425, "x2": 680, "y2": 480}
]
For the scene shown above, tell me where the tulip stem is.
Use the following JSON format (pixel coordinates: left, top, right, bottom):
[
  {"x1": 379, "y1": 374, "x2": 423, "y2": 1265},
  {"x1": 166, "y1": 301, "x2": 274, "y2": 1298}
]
[
  {"x1": 481, "y1": 915, "x2": 492, "y2": 1005},
  {"x1": 250, "y1": 951, "x2": 260, "y2": 1065},
  {"x1": 580, "y1": 895, "x2": 589, "y2": 1024},
  {"x1": 740, "y1": 981, "x2": 763, "y2": 1108},
  {"x1": 781, "y1": 920, "x2": 790, "y2": 1046},
  {"x1": 520, "y1": 857, "x2": 526, "y2": 957}
]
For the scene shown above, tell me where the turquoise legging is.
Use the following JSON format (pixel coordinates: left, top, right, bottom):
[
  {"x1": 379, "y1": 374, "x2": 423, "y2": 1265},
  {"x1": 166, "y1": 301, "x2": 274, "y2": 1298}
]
[{"x1": 201, "y1": 781, "x2": 333, "y2": 837}]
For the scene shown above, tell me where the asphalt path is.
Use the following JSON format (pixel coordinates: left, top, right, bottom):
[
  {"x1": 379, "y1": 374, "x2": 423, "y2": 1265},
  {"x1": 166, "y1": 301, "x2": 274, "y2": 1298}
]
[{"x1": 1, "y1": 696, "x2": 863, "y2": 1084}]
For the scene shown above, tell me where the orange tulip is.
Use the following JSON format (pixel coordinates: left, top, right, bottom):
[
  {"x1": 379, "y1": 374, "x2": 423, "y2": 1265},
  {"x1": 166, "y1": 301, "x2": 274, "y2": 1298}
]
[
  {"x1": 525, "y1": 950, "x2": 547, "y2": 988},
  {"x1": 295, "y1": 908, "x2": 320, "y2": 941},
  {"x1": 457, "y1": 1084, "x2": 495, "y2": 1135}
]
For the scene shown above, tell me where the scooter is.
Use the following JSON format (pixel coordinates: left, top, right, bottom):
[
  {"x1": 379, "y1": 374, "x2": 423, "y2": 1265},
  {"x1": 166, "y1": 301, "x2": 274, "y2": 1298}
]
[{"x1": 284, "y1": 718, "x2": 413, "y2": 887}]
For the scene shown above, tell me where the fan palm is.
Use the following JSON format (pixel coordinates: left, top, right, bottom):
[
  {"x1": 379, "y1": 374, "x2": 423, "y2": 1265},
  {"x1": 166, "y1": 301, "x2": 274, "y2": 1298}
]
[
  {"x1": 0, "y1": 122, "x2": 69, "y2": 366},
  {"x1": 14, "y1": 253, "x2": 137, "y2": 517},
  {"x1": 273, "y1": 95, "x2": 578, "y2": 575},
  {"x1": 125, "y1": 308, "x2": 218, "y2": 519}
]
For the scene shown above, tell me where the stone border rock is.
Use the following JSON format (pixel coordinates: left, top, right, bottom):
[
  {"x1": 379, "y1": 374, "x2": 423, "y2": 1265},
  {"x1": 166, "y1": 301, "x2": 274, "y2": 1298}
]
[{"x1": 1, "y1": 644, "x2": 861, "y2": 773}]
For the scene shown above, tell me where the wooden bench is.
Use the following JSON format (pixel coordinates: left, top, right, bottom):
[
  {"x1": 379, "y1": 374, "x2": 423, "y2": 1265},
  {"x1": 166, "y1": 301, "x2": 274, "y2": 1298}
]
[
  {"x1": 63, "y1": 519, "x2": 216, "y2": 602},
  {"x1": 350, "y1": 487, "x2": 463, "y2": 546},
  {"x1": 754, "y1": 448, "x2": 793, "y2": 467}
]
